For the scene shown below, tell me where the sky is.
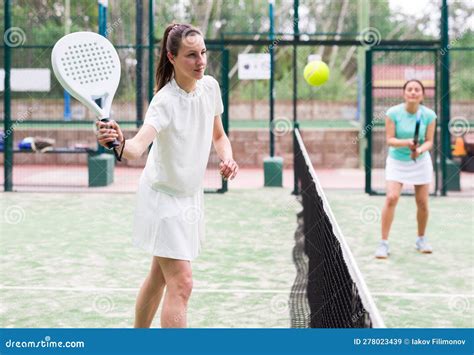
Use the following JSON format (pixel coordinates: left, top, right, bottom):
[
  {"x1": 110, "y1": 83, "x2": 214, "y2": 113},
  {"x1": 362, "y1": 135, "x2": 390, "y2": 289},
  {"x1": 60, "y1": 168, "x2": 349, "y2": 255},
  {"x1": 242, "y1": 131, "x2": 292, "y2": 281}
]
[
  {"x1": 389, "y1": 0, "x2": 434, "y2": 16},
  {"x1": 389, "y1": 0, "x2": 473, "y2": 35}
]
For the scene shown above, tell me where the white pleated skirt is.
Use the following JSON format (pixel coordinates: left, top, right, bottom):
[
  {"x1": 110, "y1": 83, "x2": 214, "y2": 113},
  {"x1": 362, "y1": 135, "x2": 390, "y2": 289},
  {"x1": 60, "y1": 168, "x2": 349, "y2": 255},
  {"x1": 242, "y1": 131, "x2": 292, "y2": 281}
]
[
  {"x1": 132, "y1": 174, "x2": 205, "y2": 261},
  {"x1": 385, "y1": 153, "x2": 433, "y2": 185}
]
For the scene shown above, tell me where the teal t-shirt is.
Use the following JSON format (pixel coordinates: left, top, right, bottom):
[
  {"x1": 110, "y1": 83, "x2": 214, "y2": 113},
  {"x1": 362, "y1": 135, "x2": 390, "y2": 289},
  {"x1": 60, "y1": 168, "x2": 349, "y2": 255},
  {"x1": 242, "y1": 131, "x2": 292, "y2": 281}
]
[{"x1": 386, "y1": 104, "x2": 437, "y2": 161}]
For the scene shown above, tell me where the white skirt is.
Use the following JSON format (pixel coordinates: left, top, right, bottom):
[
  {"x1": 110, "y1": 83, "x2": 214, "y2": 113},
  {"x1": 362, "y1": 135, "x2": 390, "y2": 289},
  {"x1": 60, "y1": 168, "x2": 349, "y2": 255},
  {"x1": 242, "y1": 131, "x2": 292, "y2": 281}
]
[
  {"x1": 385, "y1": 153, "x2": 433, "y2": 185},
  {"x1": 132, "y1": 174, "x2": 205, "y2": 261}
]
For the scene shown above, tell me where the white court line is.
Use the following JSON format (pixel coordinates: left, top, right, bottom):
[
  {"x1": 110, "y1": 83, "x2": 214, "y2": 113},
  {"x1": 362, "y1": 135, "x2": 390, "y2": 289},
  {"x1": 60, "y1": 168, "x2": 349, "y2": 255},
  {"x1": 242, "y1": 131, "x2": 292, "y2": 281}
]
[
  {"x1": 0, "y1": 285, "x2": 288, "y2": 294},
  {"x1": 0, "y1": 285, "x2": 472, "y2": 298},
  {"x1": 372, "y1": 292, "x2": 474, "y2": 298}
]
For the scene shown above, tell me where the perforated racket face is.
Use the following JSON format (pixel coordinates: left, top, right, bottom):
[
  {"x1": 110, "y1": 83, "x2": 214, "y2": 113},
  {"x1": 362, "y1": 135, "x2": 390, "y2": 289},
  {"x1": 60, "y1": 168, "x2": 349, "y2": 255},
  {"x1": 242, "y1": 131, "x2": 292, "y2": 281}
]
[{"x1": 52, "y1": 32, "x2": 121, "y2": 118}]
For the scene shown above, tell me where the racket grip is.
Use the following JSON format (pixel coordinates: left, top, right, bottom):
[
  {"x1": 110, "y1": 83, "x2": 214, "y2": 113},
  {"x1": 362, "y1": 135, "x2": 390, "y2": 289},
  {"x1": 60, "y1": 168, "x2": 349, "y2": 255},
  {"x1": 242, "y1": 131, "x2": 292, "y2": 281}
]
[{"x1": 100, "y1": 118, "x2": 121, "y2": 149}]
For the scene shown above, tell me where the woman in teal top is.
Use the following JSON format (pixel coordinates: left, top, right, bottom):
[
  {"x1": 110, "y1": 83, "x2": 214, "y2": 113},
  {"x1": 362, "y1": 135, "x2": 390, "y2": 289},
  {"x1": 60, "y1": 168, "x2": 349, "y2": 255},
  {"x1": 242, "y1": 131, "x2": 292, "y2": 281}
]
[{"x1": 375, "y1": 80, "x2": 437, "y2": 259}]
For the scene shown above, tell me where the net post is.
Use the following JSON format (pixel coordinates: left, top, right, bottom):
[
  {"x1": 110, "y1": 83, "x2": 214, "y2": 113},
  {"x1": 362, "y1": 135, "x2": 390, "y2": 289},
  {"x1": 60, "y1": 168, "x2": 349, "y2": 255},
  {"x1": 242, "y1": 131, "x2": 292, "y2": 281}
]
[{"x1": 292, "y1": 123, "x2": 300, "y2": 195}]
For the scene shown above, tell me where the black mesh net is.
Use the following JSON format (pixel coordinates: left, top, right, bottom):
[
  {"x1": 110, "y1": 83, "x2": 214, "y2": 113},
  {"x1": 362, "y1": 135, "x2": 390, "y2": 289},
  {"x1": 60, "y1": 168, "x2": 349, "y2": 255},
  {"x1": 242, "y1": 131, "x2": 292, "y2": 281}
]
[{"x1": 290, "y1": 128, "x2": 384, "y2": 328}]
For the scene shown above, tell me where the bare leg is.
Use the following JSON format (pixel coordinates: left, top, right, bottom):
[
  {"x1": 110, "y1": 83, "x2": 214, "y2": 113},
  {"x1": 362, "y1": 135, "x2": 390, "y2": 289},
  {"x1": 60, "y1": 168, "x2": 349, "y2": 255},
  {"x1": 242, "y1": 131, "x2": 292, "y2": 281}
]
[
  {"x1": 414, "y1": 184, "x2": 430, "y2": 237},
  {"x1": 134, "y1": 256, "x2": 166, "y2": 328},
  {"x1": 381, "y1": 181, "x2": 403, "y2": 240},
  {"x1": 157, "y1": 257, "x2": 193, "y2": 328}
]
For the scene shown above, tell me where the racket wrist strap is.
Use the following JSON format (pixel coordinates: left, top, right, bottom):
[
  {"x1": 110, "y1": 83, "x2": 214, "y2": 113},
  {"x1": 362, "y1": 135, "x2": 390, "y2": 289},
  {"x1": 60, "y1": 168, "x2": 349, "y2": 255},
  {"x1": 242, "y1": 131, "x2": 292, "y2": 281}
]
[{"x1": 114, "y1": 139, "x2": 126, "y2": 162}]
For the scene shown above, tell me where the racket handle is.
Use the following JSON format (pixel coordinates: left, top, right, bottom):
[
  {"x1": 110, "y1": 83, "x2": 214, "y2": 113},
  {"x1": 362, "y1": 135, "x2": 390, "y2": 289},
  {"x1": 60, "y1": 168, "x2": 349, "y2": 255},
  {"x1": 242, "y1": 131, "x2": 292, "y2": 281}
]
[{"x1": 100, "y1": 118, "x2": 121, "y2": 149}]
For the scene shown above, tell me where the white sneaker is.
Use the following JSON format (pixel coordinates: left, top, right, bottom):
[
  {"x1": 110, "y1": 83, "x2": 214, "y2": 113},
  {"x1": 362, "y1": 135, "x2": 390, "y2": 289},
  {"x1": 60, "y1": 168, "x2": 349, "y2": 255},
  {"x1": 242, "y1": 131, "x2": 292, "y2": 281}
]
[
  {"x1": 375, "y1": 241, "x2": 390, "y2": 259},
  {"x1": 416, "y1": 237, "x2": 433, "y2": 254}
]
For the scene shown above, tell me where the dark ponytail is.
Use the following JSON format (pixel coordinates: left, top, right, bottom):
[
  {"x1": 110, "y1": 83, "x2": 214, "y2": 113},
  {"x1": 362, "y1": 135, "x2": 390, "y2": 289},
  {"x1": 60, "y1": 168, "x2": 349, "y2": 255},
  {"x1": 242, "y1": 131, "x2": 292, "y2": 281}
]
[{"x1": 155, "y1": 23, "x2": 202, "y2": 93}]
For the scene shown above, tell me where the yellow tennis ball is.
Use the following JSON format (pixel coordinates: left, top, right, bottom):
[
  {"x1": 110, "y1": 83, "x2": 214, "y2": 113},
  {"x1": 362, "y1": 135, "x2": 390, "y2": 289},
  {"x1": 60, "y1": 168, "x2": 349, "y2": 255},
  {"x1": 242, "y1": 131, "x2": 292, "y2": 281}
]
[{"x1": 304, "y1": 60, "x2": 330, "y2": 86}]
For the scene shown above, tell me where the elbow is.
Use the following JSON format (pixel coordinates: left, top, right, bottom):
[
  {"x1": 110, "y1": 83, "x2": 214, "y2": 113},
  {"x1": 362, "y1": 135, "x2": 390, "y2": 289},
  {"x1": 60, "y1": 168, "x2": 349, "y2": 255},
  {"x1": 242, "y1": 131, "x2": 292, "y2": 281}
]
[
  {"x1": 213, "y1": 134, "x2": 225, "y2": 147},
  {"x1": 129, "y1": 148, "x2": 144, "y2": 161}
]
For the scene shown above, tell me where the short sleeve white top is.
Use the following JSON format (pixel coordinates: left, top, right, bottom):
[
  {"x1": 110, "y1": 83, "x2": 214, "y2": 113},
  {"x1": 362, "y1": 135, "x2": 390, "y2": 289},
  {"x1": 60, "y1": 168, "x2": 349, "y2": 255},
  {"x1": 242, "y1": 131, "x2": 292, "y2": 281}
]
[{"x1": 142, "y1": 75, "x2": 224, "y2": 196}]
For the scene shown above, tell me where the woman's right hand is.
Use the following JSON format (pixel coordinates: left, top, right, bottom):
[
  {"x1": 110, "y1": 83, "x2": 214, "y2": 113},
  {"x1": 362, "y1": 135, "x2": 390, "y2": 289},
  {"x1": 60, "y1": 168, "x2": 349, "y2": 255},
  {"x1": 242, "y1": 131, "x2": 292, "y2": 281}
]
[
  {"x1": 406, "y1": 139, "x2": 417, "y2": 151},
  {"x1": 95, "y1": 120, "x2": 124, "y2": 148}
]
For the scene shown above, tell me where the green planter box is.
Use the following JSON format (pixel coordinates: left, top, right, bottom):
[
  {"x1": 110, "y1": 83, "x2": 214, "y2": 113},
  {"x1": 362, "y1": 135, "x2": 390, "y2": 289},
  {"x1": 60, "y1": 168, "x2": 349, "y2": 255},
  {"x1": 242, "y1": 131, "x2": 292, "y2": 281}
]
[
  {"x1": 264, "y1": 156, "x2": 283, "y2": 187},
  {"x1": 88, "y1": 153, "x2": 115, "y2": 187},
  {"x1": 446, "y1": 158, "x2": 461, "y2": 191}
]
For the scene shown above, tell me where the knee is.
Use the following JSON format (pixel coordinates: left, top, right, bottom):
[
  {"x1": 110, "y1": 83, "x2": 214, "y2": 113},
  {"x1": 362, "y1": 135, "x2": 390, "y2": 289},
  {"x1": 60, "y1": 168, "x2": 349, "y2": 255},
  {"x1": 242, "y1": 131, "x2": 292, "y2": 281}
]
[
  {"x1": 416, "y1": 199, "x2": 429, "y2": 212},
  {"x1": 168, "y1": 275, "x2": 193, "y2": 301},
  {"x1": 386, "y1": 193, "x2": 399, "y2": 207}
]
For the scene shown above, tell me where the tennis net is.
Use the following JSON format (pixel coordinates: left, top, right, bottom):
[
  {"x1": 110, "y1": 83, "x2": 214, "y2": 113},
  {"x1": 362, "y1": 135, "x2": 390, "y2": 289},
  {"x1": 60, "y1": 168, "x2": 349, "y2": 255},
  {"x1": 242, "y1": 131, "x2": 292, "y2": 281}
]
[{"x1": 290, "y1": 128, "x2": 385, "y2": 328}]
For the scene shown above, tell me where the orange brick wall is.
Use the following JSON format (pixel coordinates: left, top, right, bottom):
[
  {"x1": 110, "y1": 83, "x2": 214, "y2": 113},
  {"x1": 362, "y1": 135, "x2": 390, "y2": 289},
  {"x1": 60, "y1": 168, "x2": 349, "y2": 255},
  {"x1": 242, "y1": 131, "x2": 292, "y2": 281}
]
[{"x1": 2, "y1": 128, "x2": 361, "y2": 169}]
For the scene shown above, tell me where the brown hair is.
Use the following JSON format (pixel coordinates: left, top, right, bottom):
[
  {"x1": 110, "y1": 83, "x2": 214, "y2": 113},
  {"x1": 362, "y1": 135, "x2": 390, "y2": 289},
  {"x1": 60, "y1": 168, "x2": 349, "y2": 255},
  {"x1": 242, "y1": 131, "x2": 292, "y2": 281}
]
[
  {"x1": 402, "y1": 79, "x2": 425, "y2": 94},
  {"x1": 154, "y1": 23, "x2": 203, "y2": 93}
]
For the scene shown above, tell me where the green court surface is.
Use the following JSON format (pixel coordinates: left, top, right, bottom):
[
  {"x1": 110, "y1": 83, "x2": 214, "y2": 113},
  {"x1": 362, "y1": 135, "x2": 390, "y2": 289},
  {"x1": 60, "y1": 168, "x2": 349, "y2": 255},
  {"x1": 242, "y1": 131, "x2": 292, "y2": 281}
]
[
  {"x1": 1, "y1": 189, "x2": 472, "y2": 328},
  {"x1": 326, "y1": 191, "x2": 473, "y2": 328},
  {"x1": 4, "y1": 119, "x2": 358, "y2": 130}
]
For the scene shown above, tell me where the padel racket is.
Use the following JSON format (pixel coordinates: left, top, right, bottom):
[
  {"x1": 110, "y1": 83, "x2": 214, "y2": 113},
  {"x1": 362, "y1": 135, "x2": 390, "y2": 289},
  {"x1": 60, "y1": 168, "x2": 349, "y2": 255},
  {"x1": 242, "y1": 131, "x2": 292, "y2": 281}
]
[
  {"x1": 413, "y1": 111, "x2": 421, "y2": 162},
  {"x1": 51, "y1": 31, "x2": 121, "y2": 148}
]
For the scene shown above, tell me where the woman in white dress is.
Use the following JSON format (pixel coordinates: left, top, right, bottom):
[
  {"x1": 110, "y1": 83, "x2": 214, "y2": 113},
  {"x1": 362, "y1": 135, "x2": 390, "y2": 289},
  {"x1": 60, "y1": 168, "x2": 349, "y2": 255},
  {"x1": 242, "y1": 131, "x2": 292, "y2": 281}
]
[
  {"x1": 375, "y1": 79, "x2": 437, "y2": 259},
  {"x1": 96, "y1": 24, "x2": 239, "y2": 327}
]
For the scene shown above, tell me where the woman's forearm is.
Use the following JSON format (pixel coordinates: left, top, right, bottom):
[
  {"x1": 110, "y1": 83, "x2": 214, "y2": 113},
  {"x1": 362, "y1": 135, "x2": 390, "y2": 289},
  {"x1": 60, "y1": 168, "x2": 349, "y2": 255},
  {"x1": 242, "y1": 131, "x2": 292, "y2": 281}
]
[
  {"x1": 387, "y1": 137, "x2": 411, "y2": 148},
  {"x1": 418, "y1": 141, "x2": 433, "y2": 153},
  {"x1": 214, "y1": 135, "x2": 233, "y2": 161},
  {"x1": 118, "y1": 138, "x2": 144, "y2": 161}
]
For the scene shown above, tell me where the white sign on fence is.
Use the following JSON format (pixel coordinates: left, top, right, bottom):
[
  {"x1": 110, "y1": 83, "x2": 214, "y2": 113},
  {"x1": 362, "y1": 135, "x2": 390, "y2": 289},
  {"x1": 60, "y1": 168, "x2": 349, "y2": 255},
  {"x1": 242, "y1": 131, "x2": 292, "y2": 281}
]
[
  {"x1": 0, "y1": 68, "x2": 51, "y2": 92},
  {"x1": 238, "y1": 53, "x2": 270, "y2": 80}
]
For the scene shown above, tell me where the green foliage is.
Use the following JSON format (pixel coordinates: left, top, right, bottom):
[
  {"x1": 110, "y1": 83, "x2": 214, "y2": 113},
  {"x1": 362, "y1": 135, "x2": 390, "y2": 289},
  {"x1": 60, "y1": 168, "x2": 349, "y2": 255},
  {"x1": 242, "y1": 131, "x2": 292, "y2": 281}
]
[{"x1": 1, "y1": 0, "x2": 472, "y2": 103}]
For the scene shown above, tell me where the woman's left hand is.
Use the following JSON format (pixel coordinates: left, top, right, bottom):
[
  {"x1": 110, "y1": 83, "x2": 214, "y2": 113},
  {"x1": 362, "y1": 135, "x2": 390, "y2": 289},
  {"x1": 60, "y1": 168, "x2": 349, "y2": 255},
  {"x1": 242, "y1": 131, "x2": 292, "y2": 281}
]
[
  {"x1": 219, "y1": 159, "x2": 239, "y2": 181},
  {"x1": 410, "y1": 147, "x2": 422, "y2": 160}
]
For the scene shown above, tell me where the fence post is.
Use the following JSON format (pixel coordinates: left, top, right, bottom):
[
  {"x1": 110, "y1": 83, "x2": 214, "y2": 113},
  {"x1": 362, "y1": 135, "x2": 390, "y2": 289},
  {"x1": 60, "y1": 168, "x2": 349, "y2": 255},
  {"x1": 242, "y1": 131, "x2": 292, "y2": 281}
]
[
  {"x1": 364, "y1": 49, "x2": 373, "y2": 195},
  {"x1": 440, "y1": 0, "x2": 451, "y2": 196},
  {"x1": 3, "y1": 0, "x2": 13, "y2": 192}
]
